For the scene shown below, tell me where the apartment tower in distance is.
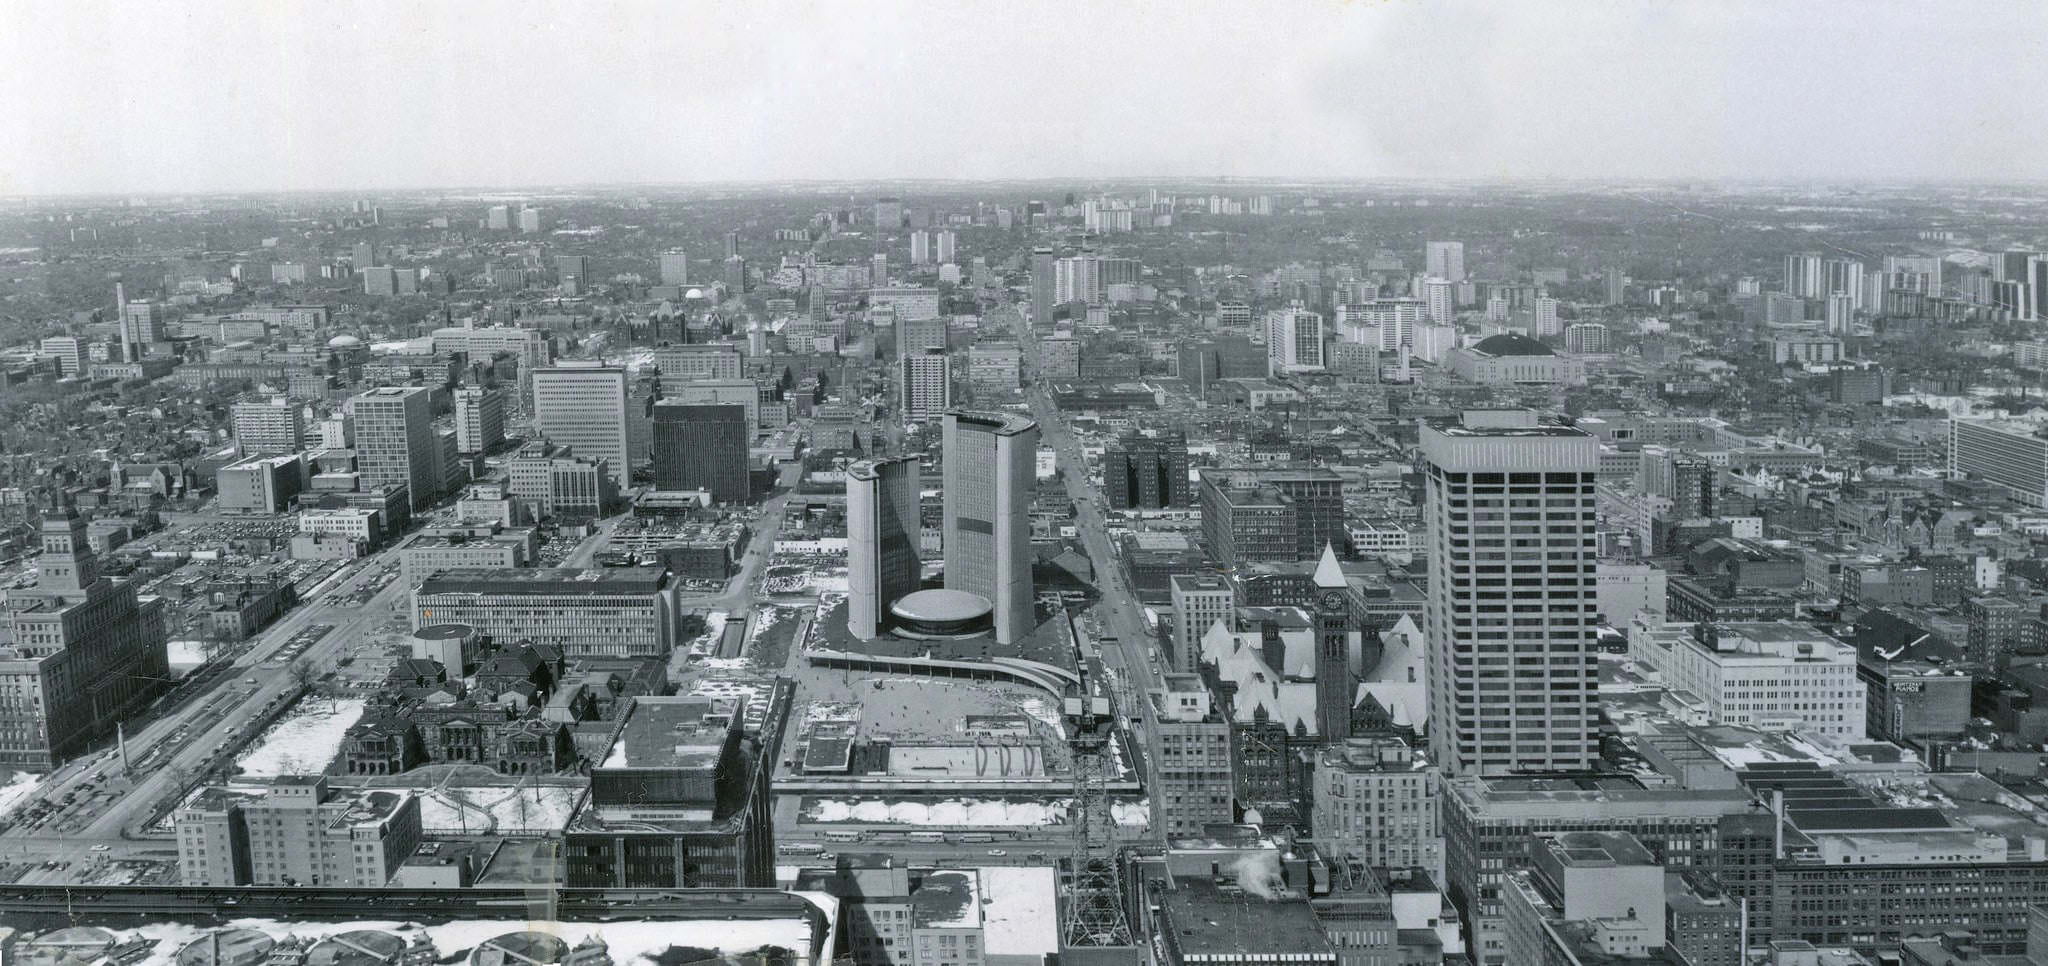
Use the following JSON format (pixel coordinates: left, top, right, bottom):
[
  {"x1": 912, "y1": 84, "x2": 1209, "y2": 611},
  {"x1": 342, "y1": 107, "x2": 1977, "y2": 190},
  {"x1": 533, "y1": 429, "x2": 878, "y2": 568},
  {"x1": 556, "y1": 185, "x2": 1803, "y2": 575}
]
[
  {"x1": 901, "y1": 348, "x2": 951, "y2": 421},
  {"x1": 1030, "y1": 247, "x2": 1057, "y2": 325},
  {"x1": 942, "y1": 410, "x2": 1039, "y2": 644},
  {"x1": 659, "y1": 249, "x2": 689, "y2": 286},
  {"x1": 533, "y1": 363, "x2": 631, "y2": 490},
  {"x1": 1426, "y1": 240, "x2": 1467, "y2": 283},
  {"x1": 846, "y1": 456, "x2": 922, "y2": 640},
  {"x1": 1421, "y1": 410, "x2": 1600, "y2": 776},
  {"x1": 352, "y1": 386, "x2": 440, "y2": 510},
  {"x1": 232, "y1": 397, "x2": 304, "y2": 454}
]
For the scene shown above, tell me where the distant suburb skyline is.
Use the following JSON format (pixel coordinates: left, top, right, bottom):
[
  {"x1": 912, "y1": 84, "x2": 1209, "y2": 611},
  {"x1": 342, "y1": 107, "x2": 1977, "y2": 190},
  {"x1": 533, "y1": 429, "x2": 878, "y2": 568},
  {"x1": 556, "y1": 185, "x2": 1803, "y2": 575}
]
[{"x1": 2, "y1": 0, "x2": 2046, "y2": 196}]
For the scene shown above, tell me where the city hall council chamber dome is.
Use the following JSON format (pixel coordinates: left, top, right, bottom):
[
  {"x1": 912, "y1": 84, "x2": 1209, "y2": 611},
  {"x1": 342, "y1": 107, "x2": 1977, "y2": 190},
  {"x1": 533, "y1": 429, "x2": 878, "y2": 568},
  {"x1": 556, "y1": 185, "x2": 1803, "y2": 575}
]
[{"x1": 889, "y1": 588, "x2": 995, "y2": 639}]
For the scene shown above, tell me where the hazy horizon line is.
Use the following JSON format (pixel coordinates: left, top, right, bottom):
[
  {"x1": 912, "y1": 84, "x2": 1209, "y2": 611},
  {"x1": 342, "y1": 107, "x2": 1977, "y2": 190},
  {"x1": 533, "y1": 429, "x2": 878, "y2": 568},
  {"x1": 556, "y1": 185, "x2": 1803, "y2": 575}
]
[{"x1": 10, "y1": 174, "x2": 2048, "y2": 205}]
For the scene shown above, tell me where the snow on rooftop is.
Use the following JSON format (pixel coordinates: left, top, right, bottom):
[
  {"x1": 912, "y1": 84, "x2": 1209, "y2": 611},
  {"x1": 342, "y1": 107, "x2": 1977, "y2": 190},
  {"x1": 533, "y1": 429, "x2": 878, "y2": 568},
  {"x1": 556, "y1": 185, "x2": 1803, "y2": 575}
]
[
  {"x1": 113, "y1": 914, "x2": 815, "y2": 966},
  {"x1": 233, "y1": 698, "x2": 366, "y2": 778},
  {"x1": 979, "y1": 866, "x2": 1060, "y2": 957},
  {"x1": 610, "y1": 348, "x2": 657, "y2": 372},
  {"x1": 1016, "y1": 697, "x2": 1065, "y2": 739},
  {"x1": 1112, "y1": 800, "x2": 1151, "y2": 828},
  {"x1": 806, "y1": 798, "x2": 1070, "y2": 826},
  {"x1": 1707, "y1": 744, "x2": 1800, "y2": 768}
]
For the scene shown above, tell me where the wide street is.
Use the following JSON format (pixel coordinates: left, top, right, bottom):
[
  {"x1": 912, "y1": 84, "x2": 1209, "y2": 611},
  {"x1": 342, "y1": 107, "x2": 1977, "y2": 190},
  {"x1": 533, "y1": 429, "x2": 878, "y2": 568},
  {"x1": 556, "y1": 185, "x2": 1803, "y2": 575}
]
[
  {"x1": 2, "y1": 547, "x2": 414, "y2": 863},
  {"x1": 691, "y1": 460, "x2": 803, "y2": 621},
  {"x1": 0, "y1": 497, "x2": 537, "y2": 872},
  {"x1": 1008, "y1": 307, "x2": 1170, "y2": 838}
]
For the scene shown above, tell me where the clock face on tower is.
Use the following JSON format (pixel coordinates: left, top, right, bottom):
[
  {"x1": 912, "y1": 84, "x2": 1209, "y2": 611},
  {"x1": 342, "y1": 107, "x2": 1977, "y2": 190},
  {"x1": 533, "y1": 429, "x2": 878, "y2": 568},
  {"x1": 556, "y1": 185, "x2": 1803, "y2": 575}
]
[{"x1": 1319, "y1": 590, "x2": 1347, "y2": 612}]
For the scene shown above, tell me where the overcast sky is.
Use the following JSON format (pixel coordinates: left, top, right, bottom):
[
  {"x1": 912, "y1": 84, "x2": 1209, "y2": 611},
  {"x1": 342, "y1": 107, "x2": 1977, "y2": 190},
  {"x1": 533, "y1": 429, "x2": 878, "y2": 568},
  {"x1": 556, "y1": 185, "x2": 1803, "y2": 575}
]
[{"x1": 2, "y1": 0, "x2": 2044, "y2": 195}]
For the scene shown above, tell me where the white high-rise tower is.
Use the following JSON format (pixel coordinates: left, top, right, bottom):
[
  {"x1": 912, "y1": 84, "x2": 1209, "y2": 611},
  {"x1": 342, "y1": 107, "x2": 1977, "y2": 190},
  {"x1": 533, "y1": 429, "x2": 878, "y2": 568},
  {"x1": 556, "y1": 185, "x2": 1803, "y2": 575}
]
[{"x1": 1421, "y1": 410, "x2": 1600, "y2": 777}]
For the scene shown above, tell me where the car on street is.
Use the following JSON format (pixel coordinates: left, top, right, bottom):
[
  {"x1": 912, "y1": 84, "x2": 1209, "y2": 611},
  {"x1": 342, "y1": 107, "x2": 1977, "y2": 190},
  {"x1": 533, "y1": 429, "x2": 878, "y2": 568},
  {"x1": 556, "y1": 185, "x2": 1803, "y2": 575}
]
[{"x1": 986, "y1": 848, "x2": 1007, "y2": 856}]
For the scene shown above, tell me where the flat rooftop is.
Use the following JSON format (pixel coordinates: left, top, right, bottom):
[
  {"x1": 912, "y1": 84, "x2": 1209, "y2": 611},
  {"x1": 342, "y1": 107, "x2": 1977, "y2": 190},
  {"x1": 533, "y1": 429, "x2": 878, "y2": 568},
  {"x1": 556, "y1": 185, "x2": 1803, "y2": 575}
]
[
  {"x1": 1428, "y1": 421, "x2": 1589, "y2": 438},
  {"x1": 911, "y1": 870, "x2": 982, "y2": 929},
  {"x1": 1196, "y1": 465, "x2": 1343, "y2": 484},
  {"x1": 946, "y1": 409, "x2": 1037, "y2": 435},
  {"x1": 1449, "y1": 775, "x2": 1755, "y2": 814},
  {"x1": 414, "y1": 566, "x2": 667, "y2": 596},
  {"x1": 1537, "y1": 830, "x2": 1658, "y2": 868},
  {"x1": 327, "y1": 790, "x2": 408, "y2": 829},
  {"x1": 601, "y1": 696, "x2": 730, "y2": 771},
  {"x1": 1171, "y1": 574, "x2": 1232, "y2": 592},
  {"x1": 1159, "y1": 880, "x2": 1332, "y2": 958}
]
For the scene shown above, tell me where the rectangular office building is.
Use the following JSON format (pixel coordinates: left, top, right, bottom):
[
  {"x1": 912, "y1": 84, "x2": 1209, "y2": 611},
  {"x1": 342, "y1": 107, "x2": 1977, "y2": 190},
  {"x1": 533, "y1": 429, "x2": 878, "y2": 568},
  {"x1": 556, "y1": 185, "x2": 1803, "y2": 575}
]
[
  {"x1": 533, "y1": 364, "x2": 630, "y2": 490},
  {"x1": 652, "y1": 402, "x2": 751, "y2": 503},
  {"x1": 412, "y1": 567, "x2": 677, "y2": 658}
]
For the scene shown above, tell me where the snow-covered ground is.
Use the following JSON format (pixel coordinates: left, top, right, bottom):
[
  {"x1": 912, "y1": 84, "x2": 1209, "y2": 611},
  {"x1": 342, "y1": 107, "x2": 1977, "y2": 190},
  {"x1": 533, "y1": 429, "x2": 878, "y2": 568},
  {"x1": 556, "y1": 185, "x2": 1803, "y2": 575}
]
[
  {"x1": 811, "y1": 569, "x2": 850, "y2": 594},
  {"x1": 751, "y1": 605, "x2": 790, "y2": 635},
  {"x1": 166, "y1": 639, "x2": 210, "y2": 672},
  {"x1": 0, "y1": 770, "x2": 41, "y2": 818},
  {"x1": 233, "y1": 698, "x2": 366, "y2": 778},
  {"x1": 806, "y1": 798, "x2": 1070, "y2": 827},
  {"x1": 682, "y1": 610, "x2": 727, "y2": 655},
  {"x1": 107, "y1": 914, "x2": 818, "y2": 966},
  {"x1": 692, "y1": 656, "x2": 752, "y2": 671},
  {"x1": 417, "y1": 785, "x2": 584, "y2": 834}
]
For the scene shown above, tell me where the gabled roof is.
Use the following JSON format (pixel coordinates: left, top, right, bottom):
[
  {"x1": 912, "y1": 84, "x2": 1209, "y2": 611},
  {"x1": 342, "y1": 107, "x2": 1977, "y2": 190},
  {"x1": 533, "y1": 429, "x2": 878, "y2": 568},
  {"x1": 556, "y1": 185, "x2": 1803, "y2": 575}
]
[{"x1": 1199, "y1": 620, "x2": 1318, "y2": 736}]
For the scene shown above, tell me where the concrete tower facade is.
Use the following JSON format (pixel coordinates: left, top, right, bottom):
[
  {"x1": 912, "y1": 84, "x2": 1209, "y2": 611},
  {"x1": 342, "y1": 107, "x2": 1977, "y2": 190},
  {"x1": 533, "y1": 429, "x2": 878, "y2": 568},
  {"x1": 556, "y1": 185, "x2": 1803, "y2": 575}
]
[
  {"x1": 847, "y1": 456, "x2": 922, "y2": 640},
  {"x1": 942, "y1": 410, "x2": 1039, "y2": 644},
  {"x1": 1421, "y1": 410, "x2": 1600, "y2": 777}
]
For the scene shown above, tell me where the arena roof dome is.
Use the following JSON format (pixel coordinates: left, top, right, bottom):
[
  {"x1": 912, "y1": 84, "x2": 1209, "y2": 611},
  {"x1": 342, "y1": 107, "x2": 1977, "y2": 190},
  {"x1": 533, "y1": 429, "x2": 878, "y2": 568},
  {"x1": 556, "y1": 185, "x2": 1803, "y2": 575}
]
[{"x1": 1470, "y1": 333, "x2": 1554, "y2": 356}]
